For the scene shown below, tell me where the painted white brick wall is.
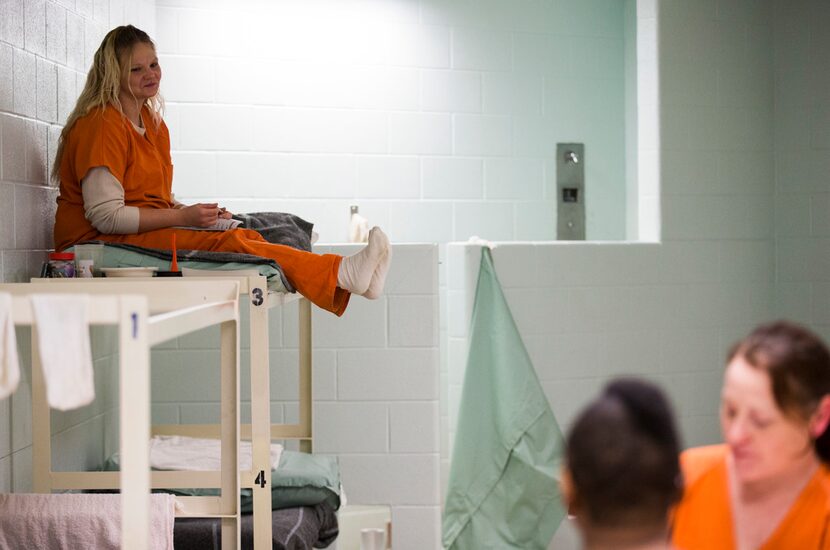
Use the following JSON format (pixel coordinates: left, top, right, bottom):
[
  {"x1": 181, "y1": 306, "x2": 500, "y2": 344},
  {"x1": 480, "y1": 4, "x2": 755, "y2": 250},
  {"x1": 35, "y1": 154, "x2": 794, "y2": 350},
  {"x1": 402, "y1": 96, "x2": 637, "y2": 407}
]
[
  {"x1": 772, "y1": 0, "x2": 830, "y2": 343},
  {"x1": 157, "y1": 0, "x2": 629, "y2": 243}
]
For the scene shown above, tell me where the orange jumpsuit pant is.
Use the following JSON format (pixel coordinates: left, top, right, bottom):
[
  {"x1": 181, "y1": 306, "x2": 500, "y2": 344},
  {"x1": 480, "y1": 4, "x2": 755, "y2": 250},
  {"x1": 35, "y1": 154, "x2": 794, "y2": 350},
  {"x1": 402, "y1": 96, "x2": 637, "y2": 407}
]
[{"x1": 96, "y1": 227, "x2": 349, "y2": 316}]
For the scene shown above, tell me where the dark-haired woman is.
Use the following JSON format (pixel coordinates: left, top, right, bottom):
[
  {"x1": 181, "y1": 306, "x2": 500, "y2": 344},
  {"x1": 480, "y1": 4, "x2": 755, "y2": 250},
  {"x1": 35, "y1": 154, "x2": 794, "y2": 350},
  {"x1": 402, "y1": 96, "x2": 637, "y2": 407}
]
[
  {"x1": 672, "y1": 321, "x2": 830, "y2": 549},
  {"x1": 53, "y1": 25, "x2": 390, "y2": 316},
  {"x1": 563, "y1": 378, "x2": 681, "y2": 550}
]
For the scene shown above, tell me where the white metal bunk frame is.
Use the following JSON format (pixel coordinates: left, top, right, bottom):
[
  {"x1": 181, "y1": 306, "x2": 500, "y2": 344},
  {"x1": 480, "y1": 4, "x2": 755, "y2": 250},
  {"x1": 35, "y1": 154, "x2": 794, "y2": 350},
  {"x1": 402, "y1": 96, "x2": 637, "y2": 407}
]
[
  {"x1": 20, "y1": 274, "x2": 313, "y2": 550},
  {"x1": 146, "y1": 274, "x2": 313, "y2": 550},
  {"x1": 1, "y1": 279, "x2": 242, "y2": 550}
]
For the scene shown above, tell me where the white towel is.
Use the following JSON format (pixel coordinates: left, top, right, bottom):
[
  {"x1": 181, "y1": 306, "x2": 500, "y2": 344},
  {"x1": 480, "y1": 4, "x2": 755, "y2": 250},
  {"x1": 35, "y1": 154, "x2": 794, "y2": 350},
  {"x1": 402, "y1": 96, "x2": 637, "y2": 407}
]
[
  {"x1": 149, "y1": 435, "x2": 283, "y2": 472},
  {"x1": 467, "y1": 235, "x2": 496, "y2": 249},
  {"x1": 0, "y1": 493, "x2": 175, "y2": 550},
  {"x1": 0, "y1": 293, "x2": 20, "y2": 400},
  {"x1": 30, "y1": 294, "x2": 95, "y2": 411},
  {"x1": 349, "y1": 212, "x2": 369, "y2": 243}
]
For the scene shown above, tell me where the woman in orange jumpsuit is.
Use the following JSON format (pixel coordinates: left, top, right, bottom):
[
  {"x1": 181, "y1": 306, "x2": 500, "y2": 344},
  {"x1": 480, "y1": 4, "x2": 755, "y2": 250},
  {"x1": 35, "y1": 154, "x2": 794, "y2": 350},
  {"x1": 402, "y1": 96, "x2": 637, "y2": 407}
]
[
  {"x1": 672, "y1": 321, "x2": 830, "y2": 549},
  {"x1": 53, "y1": 25, "x2": 390, "y2": 316}
]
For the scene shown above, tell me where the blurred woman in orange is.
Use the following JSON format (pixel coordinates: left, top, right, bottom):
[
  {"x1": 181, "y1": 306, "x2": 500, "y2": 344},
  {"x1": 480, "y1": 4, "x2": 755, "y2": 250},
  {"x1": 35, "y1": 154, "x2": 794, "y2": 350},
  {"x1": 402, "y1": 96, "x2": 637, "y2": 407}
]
[{"x1": 672, "y1": 321, "x2": 830, "y2": 549}]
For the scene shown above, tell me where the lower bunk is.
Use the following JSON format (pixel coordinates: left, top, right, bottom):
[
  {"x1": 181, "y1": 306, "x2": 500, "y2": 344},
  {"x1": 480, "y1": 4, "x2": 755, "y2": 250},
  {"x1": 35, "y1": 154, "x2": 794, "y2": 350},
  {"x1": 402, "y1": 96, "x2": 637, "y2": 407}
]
[
  {"x1": 174, "y1": 503, "x2": 338, "y2": 550},
  {"x1": 97, "y1": 435, "x2": 342, "y2": 549}
]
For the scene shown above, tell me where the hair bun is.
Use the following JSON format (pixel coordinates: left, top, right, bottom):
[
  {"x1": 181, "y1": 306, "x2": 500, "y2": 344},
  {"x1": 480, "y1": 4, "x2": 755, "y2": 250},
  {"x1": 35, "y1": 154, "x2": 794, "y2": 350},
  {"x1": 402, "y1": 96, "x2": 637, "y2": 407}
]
[{"x1": 605, "y1": 378, "x2": 680, "y2": 450}]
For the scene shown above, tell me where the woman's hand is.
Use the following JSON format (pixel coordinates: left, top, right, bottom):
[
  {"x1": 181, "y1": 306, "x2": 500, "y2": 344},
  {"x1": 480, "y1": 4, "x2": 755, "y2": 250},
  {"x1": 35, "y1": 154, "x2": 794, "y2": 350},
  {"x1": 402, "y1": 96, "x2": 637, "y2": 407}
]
[
  {"x1": 180, "y1": 203, "x2": 221, "y2": 227},
  {"x1": 136, "y1": 203, "x2": 232, "y2": 233}
]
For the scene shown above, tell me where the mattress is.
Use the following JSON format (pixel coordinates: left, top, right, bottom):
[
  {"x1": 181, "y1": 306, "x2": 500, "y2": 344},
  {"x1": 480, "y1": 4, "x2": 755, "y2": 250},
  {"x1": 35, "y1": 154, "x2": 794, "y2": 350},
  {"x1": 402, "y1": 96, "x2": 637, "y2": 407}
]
[{"x1": 66, "y1": 242, "x2": 292, "y2": 293}]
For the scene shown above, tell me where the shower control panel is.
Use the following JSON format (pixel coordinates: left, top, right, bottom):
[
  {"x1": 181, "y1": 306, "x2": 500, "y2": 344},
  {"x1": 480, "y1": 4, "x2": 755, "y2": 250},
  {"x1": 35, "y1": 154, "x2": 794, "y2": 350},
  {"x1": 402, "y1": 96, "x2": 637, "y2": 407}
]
[{"x1": 557, "y1": 143, "x2": 585, "y2": 240}]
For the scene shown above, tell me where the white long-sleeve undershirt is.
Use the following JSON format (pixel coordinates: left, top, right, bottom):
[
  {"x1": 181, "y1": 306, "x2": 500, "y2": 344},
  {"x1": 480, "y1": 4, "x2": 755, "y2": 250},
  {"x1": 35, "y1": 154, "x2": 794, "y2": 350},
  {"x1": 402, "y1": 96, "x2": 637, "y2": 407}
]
[
  {"x1": 81, "y1": 167, "x2": 141, "y2": 234},
  {"x1": 81, "y1": 167, "x2": 185, "y2": 234}
]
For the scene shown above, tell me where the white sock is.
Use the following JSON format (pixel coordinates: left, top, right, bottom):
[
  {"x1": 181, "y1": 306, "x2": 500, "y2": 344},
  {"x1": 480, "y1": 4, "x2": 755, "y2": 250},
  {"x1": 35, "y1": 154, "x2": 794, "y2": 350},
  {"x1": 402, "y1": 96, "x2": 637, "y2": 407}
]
[
  {"x1": 363, "y1": 243, "x2": 391, "y2": 300},
  {"x1": 337, "y1": 227, "x2": 387, "y2": 295}
]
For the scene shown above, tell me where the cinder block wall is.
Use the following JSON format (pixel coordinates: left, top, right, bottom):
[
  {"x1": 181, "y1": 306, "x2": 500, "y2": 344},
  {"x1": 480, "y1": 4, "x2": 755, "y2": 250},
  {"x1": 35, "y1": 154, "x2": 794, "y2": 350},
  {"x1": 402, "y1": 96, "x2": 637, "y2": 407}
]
[
  {"x1": 773, "y1": 0, "x2": 830, "y2": 340},
  {"x1": 156, "y1": 0, "x2": 630, "y2": 243}
]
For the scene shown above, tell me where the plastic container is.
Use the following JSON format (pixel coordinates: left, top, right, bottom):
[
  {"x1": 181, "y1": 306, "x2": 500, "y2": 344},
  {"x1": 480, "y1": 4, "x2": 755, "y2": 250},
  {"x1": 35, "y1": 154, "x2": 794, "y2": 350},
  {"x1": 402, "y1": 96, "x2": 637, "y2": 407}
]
[
  {"x1": 73, "y1": 243, "x2": 105, "y2": 277},
  {"x1": 48, "y1": 252, "x2": 75, "y2": 278},
  {"x1": 76, "y1": 259, "x2": 94, "y2": 278}
]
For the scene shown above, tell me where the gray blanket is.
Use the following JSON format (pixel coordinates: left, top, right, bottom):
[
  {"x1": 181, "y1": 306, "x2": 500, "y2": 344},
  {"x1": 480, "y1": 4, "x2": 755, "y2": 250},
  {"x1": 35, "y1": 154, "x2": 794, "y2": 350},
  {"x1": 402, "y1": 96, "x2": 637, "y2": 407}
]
[
  {"x1": 232, "y1": 212, "x2": 314, "y2": 252},
  {"x1": 173, "y1": 503, "x2": 338, "y2": 549}
]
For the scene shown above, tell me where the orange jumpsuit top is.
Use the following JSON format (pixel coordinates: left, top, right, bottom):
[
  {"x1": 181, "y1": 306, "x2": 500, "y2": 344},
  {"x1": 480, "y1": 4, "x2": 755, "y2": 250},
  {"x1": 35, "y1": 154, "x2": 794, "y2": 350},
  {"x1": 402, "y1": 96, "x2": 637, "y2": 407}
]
[
  {"x1": 55, "y1": 103, "x2": 175, "y2": 251},
  {"x1": 54, "y1": 103, "x2": 349, "y2": 315},
  {"x1": 672, "y1": 444, "x2": 830, "y2": 550}
]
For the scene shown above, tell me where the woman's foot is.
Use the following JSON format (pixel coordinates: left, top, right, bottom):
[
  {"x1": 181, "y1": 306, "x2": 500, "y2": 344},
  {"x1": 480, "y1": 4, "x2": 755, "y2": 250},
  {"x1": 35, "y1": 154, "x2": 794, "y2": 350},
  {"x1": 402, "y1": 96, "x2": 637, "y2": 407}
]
[
  {"x1": 363, "y1": 244, "x2": 391, "y2": 299},
  {"x1": 337, "y1": 227, "x2": 388, "y2": 295}
]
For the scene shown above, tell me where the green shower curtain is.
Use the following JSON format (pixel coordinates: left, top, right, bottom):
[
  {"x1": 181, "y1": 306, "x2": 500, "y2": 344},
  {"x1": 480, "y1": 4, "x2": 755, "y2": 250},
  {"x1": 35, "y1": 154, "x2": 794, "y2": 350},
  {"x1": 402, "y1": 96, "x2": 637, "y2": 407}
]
[{"x1": 442, "y1": 248, "x2": 566, "y2": 550}]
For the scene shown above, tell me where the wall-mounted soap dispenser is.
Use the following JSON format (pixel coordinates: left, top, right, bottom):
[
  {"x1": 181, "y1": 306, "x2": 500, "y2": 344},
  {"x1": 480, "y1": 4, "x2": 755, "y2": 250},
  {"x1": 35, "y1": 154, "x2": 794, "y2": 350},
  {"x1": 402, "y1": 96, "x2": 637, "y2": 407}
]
[{"x1": 556, "y1": 143, "x2": 585, "y2": 240}]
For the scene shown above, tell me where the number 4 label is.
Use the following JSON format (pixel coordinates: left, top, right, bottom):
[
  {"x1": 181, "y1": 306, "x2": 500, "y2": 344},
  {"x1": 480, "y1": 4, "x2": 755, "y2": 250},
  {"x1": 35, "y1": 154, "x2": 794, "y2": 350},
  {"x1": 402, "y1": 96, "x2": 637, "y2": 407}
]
[{"x1": 255, "y1": 470, "x2": 267, "y2": 488}]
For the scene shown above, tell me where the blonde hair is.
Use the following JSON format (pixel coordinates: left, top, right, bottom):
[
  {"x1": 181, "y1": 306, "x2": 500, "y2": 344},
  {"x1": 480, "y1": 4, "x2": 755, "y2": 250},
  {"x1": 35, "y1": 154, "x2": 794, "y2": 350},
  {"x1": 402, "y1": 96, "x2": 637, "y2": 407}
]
[{"x1": 51, "y1": 25, "x2": 164, "y2": 184}]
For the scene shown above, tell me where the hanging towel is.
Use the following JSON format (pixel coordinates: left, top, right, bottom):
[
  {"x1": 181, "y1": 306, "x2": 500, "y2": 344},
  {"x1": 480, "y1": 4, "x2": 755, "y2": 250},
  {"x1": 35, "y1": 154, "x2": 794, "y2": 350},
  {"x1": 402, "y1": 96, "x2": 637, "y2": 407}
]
[
  {"x1": 0, "y1": 493, "x2": 176, "y2": 550},
  {"x1": 0, "y1": 293, "x2": 20, "y2": 400},
  {"x1": 442, "y1": 248, "x2": 566, "y2": 550},
  {"x1": 30, "y1": 294, "x2": 95, "y2": 411}
]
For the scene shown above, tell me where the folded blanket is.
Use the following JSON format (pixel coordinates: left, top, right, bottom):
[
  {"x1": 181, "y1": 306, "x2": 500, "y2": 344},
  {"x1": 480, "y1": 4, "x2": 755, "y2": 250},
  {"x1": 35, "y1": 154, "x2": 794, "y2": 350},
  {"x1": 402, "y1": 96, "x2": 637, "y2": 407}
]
[
  {"x1": 232, "y1": 212, "x2": 314, "y2": 252},
  {"x1": 173, "y1": 502, "x2": 339, "y2": 549},
  {"x1": 101, "y1": 449, "x2": 341, "y2": 513},
  {"x1": 0, "y1": 493, "x2": 175, "y2": 550}
]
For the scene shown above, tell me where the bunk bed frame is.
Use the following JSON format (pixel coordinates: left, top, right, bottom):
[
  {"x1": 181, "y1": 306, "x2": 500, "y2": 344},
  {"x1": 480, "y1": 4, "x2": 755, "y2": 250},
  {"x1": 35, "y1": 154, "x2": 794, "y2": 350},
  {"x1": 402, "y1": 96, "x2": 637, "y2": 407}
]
[
  {"x1": 12, "y1": 275, "x2": 313, "y2": 550},
  {"x1": 2, "y1": 280, "x2": 241, "y2": 549}
]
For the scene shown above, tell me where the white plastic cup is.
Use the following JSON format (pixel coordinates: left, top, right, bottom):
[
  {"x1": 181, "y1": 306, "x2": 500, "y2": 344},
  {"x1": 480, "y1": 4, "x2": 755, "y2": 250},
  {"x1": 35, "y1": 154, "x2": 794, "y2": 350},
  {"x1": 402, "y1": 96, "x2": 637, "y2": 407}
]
[
  {"x1": 360, "y1": 528, "x2": 386, "y2": 550},
  {"x1": 74, "y1": 243, "x2": 105, "y2": 277},
  {"x1": 76, "y1": 259, "x2": 94, "y2": 278}
]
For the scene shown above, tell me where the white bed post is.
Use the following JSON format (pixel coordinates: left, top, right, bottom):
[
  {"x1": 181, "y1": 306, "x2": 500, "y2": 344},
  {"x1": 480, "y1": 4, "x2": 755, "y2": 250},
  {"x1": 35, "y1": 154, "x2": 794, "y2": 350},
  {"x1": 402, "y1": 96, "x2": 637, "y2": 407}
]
[
  {"x1": 31, "y1": 325, "x2": 52, "y2": 494},
  {"x1": 118, "y1": 295, "x2": 151, "y2": 550},
  {"x1": 299, "y1": 298, "x2": 312, "y2": 454},
  {"x1": 248, "y1": 276, "x2": 273, "y2": 549},
  {"x1": 220, "y1": 315, "x2": 241, "y2": 550}
]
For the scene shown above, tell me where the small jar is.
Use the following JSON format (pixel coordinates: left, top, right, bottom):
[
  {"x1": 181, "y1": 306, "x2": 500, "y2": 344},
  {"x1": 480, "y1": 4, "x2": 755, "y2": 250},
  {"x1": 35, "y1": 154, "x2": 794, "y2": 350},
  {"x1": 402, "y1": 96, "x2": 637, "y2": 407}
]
[{"x1": 48, "y1": 252, "x2": 75, "y2": 278}]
